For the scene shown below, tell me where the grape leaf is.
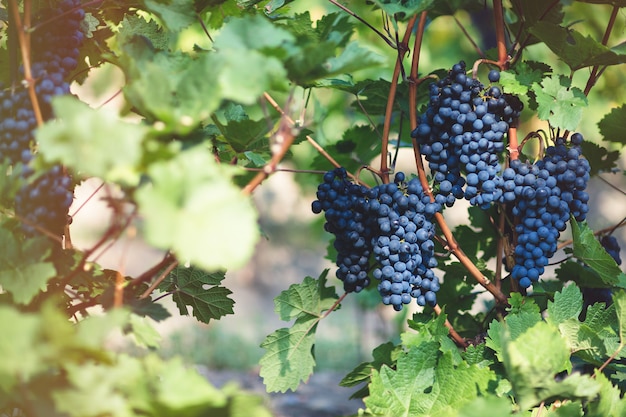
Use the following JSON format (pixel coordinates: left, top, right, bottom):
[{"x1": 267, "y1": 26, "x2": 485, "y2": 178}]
[
  {"x1": 546, "y1": 284, "x2": 583, "y2": 327},
  {"x1": 532, "y1": 75, "x2": 587, "y2": 130},
  {"x1": 311, "y1": 125, "x2": 382, "y2": 174},
  {"x1": 501, "y1": 321, "x2": 597, "y2": 409},
  {"x1": 128, "y1": 314, "x2": 161, "y2": 349},
  {"x1": 486, "y1": 297, "x2": 542, "y2": 361},
  {"x1": 370, "y1": 0, "x2": 435, "y2": 20},
  {"x1": 36, "y1": 96, "x2": 146, "y2": 186},
  {"x1": 556, "y1": 260, "x2": 609, "y2": 288},
  {"x1": 366, "y1": 345, "x2": 495, "y2": 416},
  {"x1": 158, "y1": 266, "x2": 233, "y2": 324},
  {"x1": 259, "y1": 317, "x2": 319, "y2": 393},
  {"x1": 586, "y1": 370, "x2": 626, "y2": 417},
  {"x1": 598, "y1": 105, "x2": 626, "y2": 145},
  {"x1": 530, "y1": 21, "x2": 626, "y2": 70},
  {"x1": 142, "y1": 0, "x2": 197, "y2": 32},
  {"x1": 613, "y1": 290, "x2": 626, "y2": 345},
  {"x1": 571, "y1": 220, "x2": 625, "y2": 286},
  {"x1": 135, "y1": 147, "x2": 260, "y2": 272},
  {"x1": 575, "y1": 0, "x2": 626, "y2": 5},
  {"x1": 259, "y1": 272, "x2": 339, "y2": 392},
  {"x1": 580, "y1": 140, "x2": 620, "y2": 175},
  {"x1": 274, "y1": 274, "x2": 337, "y2": 321},
  {"x1": 340, "y1": 341, "x2": 399, "y2": 389},
  {"x1": 0, "y1": 230, "x2": 55, "y2": 305}
]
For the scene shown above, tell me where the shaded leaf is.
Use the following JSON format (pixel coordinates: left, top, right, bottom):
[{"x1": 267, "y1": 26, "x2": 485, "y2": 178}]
[
  {"x1": 598, "y1": 105, "x2": 626, "y2": 145},
  {"x1": 571, "y1": 220, "x2": 625, "y2": 286}
]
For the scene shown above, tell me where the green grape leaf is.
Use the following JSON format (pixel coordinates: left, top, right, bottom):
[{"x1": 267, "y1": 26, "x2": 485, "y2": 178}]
[
  {"x1": 128, "y1": 314, "x2": 161, "y2": 349},
  {"x1": 571, "y1": 220, "x2": 624, "y2": 286},
  {"x1": 340, "y1": 341, "x2": 398, "y2": 388},
  {"x1": 580, "y1": 140, "x2": 621, "y2": 175},
  {"x1": 366, "y1": 345, "x2": 495, "y2": 416},
  {"x1": 532, "y1": 75, "x2": 587, "y2": 130},
  {"x1": 312, "y1": 125, "x2": 382, "y2": 174},
  {"x1": 259, "y1": 272, "x2": 339, "y2": 392},
  {"x1": 36, "y1": 96, "x2": 146, "y2": 185},
  {"x1": 556, "y1": 261, "x2": 609, "y2": 288},
  {"x1": 370, "y1": 0, "x2": 435, "y2": 20},
  {"x1": 586, "y1": 370, "x2": 626, "y2": 417},
  {"x1": 530, "y1": 21, "x2": 626, "y2": 70},
  {"x1": 457, "y1": 396, "x2": 515, "y2": 417},
  {"x1": 259, "y1": 317, "x2": 319, "y2": 393},
  {"x1": 546, "y1": 284, "x2": 583, "y2": 327},
  {"x1": 575, "y1": 0, "x2": 626, "y2": 5},
  {"x1": 142, "y1": 0, "x2": 197, "y2": 32},
  {"x1": 158, "y1": 266, "x2": 233, "y2": 324},
  {"x1": 274, "y1": 274, "x2": 337, "y2": 321},
  {"x1": 211, "y1": 15, "x2": 291, "y2": 103},
  {"x1": 598, "y1": 104, "x2": 626, "y2": 145},
  {"x1": 614, "y1": 290, "x2": 626, "y2": 345},
  {"x1": 116, "y1": 15, "x2": 172, "y2": 52},
  {"x1": 136, "y1": 147, "x2": 259, "y2": 272},
  {"x1": 324, "y1": 42, "x2": 386, "y2": 78},
  {"x1": 119, "y1": 44, "x2": 222, "y2": 135},
  {"x1": 501, "y1": 321, "x2": 596, "y2": 409},
  {"x1": 486, "y1": 297, "x2": 542, "y2": 361},
  {"x1": 0, "y1": 230, "x2": 55, "y2": 305}
]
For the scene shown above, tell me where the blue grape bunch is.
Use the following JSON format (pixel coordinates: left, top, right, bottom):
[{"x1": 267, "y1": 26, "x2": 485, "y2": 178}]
[
  {"x1": 503, "y1": 159, "x2": 569, "y2": 288},
  {"x1": 312, "y1": 170, "x2": 443, "y2": 309},
  {"x1": 503, "y1": 134, "x2": 592, "y2": 288},
  {"x1": 411, "y1": 61, "x2": 523, "y2": 209},
  {"x1": 312, "y1": 168, "x2": 372, "y2": 293},
  {"x1": 367, "y1": 172, "x2": 442, "y2": 310},
  {"x1": 2, "y1": 0, "x2": 85, "y2": 236}
]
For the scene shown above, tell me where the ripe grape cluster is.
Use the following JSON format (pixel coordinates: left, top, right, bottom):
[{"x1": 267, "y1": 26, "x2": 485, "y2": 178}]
[
  {"x1": 502, "y1": 134, "x2": 591, "y2": 288},
  {"x1": 0, "y1": 0, "x2": 85, "y2": 236},
  {"x1": 312, "y1": 168, "x2": 372, "y2": 293},
  {"x1": 312, "y1": 169, "x2": 442, "y2": 310},
  {"x1": 411, "y1": 61, "x2": 522, "y2": 209}
]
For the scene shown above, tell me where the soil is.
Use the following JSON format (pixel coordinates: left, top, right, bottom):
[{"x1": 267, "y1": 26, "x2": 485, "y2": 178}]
[{"x1": 198, "y1": 367, "x2": 365, "y2": 417}]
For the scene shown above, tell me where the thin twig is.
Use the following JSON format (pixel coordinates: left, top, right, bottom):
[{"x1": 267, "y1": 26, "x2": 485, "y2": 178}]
[
  {"x1": 327, "y1": 0, "x2": 396, "y2": 49},
  {"x1": 583, "y1": 5, "x2": 619, "y2": 96},
  {"x1": 139, "y1": 258, "x2": 180, "y2": 299},
  {"x1": 380, "y1": 15, "x2": 418, "y2": 184},
  {"x1": 8, "y1": 0, "x2": 43, "y2": 126},
  {"x1": 434, "y1": 304, "x2": 468, "y2": 347},
  {"x1": 453, "y1": 15, "x2": 485, "y2": 58}
]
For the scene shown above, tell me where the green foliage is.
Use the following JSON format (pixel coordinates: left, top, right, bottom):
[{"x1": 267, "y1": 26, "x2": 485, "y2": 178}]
[
  {"x1": 259, "y1": 271, "x2": 338, "y2": 392},
  {"x1": 1, "y1": 0, "x2": 626, "y2": 415},
  {"x1": 157, "y1": 266, "x2": 234, "y2": 324}
]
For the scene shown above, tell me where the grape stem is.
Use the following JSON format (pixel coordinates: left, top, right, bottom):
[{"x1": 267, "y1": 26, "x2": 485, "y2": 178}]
[
  {"x1": 261, "y1": 91, "x2": 369, "y2": 186},
  {"x1": 129, "y1": 252, "x2": 177, "y2": 288},
  {"x1": 139, "y1": 258, "x2": 180, "y2": 299},
  {"x1": 583, "y1": 5, "x2": 619, "y2": 96},
  {"x1": 493, "y1": 0, "x2": 509, "y2": 68},
  {"x1": 8, "y1": 0, "x2": 43, "y2": 126},
  {"x1": 407, "y1": 12, "x2": 509, "y2": 306},
  {"x1": 242, "y1": 106, "x2": 299, "y2": 194},
  {"x1": 327, "y1": 0, "x2": 397, "y2": 49},
  {"x1": 433, "y1": 304, "x2": 468, "y2": 347},
  {"x1": 379, "y1": 15, "x2": 418, "y2": 184}
]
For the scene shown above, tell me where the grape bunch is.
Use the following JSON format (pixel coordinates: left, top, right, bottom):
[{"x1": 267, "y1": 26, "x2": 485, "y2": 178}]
[
  {"x1": 503, "y1": 159, "x2": 569, "y2": 288},
  {"x1": 312, "y1": 169, "x2": 443, "y2": 310},
  {"x1": 502, "y1": 134, "x2": 591, "y2": 288},
  {"x1": 538, "y1": 133, "x2": 590, "y2": 222},
  {"x1": 411, "y1": 61, "x2": 523, "y2": 209},
  {"x1": 15, "y1": 165, "x2": 74, "y2": 236},
  {"x1": 312, "y1": 168, "x2": 372, "y2": 293},
  {"x1": 0, "y1": 0, "x2": 85, "y2": 235},
  {"x1": 601, "y1": 235, "x2": 622, "y2": 265},
  {"x1": 367, "y1": 172, "x2": 442, "y2": 310}
]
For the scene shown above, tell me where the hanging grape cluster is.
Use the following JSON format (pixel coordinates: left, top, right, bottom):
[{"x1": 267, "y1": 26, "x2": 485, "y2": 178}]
[
  {"x1": 1, "y1": 0, "x2": 85, "y2": 236},
  {"x1": 312, "y1": 169, "x2": 442, "y2": 310},
  {"x1": 313, "y1": 61, "x2": 594, "y2": 306}
]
